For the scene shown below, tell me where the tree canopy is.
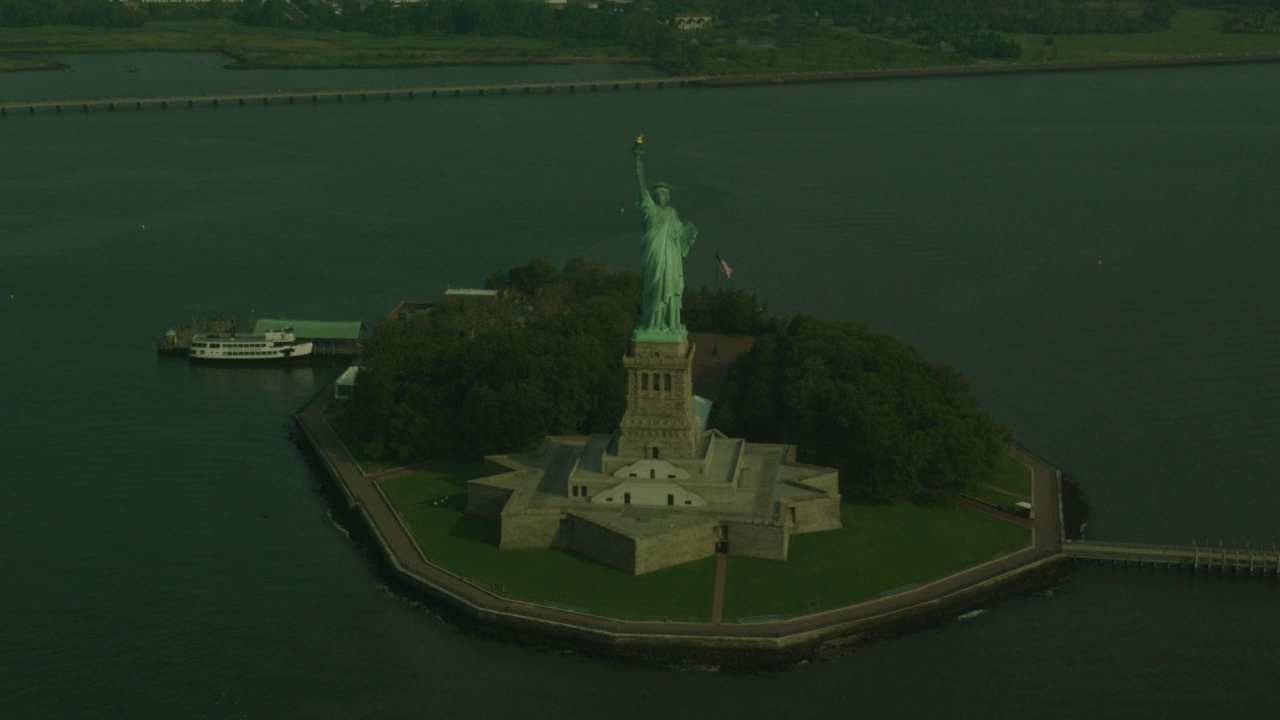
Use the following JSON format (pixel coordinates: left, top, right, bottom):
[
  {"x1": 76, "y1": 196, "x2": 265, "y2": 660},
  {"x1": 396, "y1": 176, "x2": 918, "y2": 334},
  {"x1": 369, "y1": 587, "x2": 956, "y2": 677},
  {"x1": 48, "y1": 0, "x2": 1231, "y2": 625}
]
[
  {"x1": 714, "y1": 315, "x2": 1011, "y2": 502},
  {"x1": 343, "y1": 258, "x2": 1010, "y2": 505},
  {"x1": 682, "y1": 285, "x2": 783, "y2": 335},
  {"x1": 340, "y1": 258, "x2": 639, "y2": 462}
]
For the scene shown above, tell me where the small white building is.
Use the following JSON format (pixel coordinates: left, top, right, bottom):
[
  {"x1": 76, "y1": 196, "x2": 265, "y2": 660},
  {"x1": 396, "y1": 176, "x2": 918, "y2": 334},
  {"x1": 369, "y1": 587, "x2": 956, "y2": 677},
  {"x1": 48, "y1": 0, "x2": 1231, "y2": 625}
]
[
  {"x1": 443, "y1": 288, "x2": 501, "y2": 306},
  {"x1": 674, "y1": 13, "x2": 713, "y2": 31},
  {"x1": 334, "y1": 365, "x2": 361, "y2": 400}
]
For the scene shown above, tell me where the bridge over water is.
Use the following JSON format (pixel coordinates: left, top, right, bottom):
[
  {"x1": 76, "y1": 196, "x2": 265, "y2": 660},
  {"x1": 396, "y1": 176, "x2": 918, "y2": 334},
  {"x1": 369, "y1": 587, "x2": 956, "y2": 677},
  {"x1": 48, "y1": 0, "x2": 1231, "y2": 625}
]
[
  {"x1": 1067, "y1": 540, "x2": 1280, "y2": 576},
  {"x1": 0, "y1": 76, "x2": 708, "y2": 116}
]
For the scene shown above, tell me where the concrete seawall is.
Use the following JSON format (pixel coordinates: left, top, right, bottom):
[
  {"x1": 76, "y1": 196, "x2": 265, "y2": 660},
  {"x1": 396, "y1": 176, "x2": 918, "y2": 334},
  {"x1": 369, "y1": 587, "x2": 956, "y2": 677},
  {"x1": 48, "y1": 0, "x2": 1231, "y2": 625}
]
[{"x1": 295, "y1": 387, "x2": 1066, "y2": 667}]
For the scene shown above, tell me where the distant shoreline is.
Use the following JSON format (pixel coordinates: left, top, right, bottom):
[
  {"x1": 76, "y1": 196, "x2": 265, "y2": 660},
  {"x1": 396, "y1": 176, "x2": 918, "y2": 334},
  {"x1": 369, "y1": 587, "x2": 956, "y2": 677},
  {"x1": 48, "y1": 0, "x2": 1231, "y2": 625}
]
[
  {"x1": 692, "y1": 52, "x2": 1280, "y2": 88},
  {"x1": 6, "y1": 51, "x2": 1278, "y2": 114},
  {"x1": 4, "y1": 48, "x2": 1279, "y2": 80}
]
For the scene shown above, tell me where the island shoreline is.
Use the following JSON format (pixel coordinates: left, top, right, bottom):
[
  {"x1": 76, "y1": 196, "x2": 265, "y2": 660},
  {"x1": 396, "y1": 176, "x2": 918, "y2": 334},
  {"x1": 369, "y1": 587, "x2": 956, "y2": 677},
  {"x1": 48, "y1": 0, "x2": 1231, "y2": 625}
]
[
  {"x1": 691, "y1": 52, "x2": 1280, "y2": 88},
  {"x1": 5, "y1": 48, "x2": 1279, "y2": 81},
  {"x1": 294, "y1": 385, "x2": 1069, "y2": 670}
]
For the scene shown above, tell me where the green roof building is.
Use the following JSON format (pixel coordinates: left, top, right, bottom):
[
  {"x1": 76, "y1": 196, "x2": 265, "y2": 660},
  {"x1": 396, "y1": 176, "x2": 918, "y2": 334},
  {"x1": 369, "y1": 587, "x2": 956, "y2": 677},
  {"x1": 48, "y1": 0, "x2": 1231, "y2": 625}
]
[
  {"x1": 252, "y1": 319, "x2": 364, "y2": 357},
  {"x1": 252, "y1": 319, "x2": 363, "y2": 340}
]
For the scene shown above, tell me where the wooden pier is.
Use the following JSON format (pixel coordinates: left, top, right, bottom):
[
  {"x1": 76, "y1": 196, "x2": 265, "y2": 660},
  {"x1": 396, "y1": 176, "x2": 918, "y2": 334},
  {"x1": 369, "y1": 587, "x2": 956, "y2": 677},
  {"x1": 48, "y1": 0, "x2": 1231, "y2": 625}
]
[
  {"x1": 1, "y1": 76, "x2": 705, "y2": 116},
  {"x1": 156, "y1": 317, "x2": 234, "y2": 355},
  {"x1": 1067, "y1": 540, "x2": 1280, "y2": 576},
  {"x1": 309, "y1": 339, "x2": 361, "y2": 358}
]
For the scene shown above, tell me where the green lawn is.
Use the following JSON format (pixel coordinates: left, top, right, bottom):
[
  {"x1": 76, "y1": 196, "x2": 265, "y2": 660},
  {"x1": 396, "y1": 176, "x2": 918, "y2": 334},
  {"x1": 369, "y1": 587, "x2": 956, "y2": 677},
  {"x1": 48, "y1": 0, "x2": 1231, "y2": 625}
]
[
  {"x1": 380, "y1": 463, "x2": 718, "y2": 622},
  {"x1": 1021, "y1": 9, "x2": 1280, "y2": 63},
  {"x1": 722, "y1": 494, "x2": 1030, "y2": 621},
  {"x1": 380, "y1": 461, "x2": 1030, "y2": 623},
  {"x1": 967, "y1": 452, "x2": 1033, "y2": 509},
  {"x1": 699, "y1": 24, "x2": 965, "y2": 75},
  {"x1": 0, "y1": 20, "x2": 634, "y2": 69}
]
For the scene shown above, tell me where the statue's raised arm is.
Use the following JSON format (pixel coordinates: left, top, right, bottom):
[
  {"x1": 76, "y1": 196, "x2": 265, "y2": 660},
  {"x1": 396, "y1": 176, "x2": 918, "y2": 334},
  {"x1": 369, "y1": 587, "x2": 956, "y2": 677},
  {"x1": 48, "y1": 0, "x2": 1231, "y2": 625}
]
[
  {"x1": 629, "y1": 136, "x2": 698, "y2": 343},
  {"x1": 632, "y1": 135, "x2": 650, "y2": 203}
]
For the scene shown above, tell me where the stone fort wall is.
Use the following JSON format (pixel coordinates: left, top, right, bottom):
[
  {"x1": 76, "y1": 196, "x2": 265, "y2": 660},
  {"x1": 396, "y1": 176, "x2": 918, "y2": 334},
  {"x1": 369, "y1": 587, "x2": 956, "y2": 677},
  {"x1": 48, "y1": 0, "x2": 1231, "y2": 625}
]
[
  {"x1": 567, "y1": 514, "x2": 638, "y2": 574},
  {"x1": 633, "y1": 522, "x2": 720, "y2": 575},
  {"x1": 724, "y1": 520, "x2": 789, "y2": 560},
  {"x1": 499, "y1": 496, "x2": 566, "y2": 549},
  {"x1": 466, "y1": 481, "x2": 514, "y2": 519},
  {"x1": 789, "y1": 496, "x2": 842, "y2": 534}
]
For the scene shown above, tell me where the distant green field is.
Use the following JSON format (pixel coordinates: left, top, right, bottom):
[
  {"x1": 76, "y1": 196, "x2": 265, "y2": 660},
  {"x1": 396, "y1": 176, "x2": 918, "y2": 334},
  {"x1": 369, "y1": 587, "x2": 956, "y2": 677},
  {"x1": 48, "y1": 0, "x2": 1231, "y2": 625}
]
[
  {"x1": 1020, "y1": 9, "x2": 1280, "y2": 63},
  {"x1": 0, "y1": 20, "x2": 633, "y2": 70},
  {"x1": 699, "y1": 26, "x2": 962, "y2": 75},
  {"x1": 4, "y1": 9, "x2": 1278, "y2": 76},
  {"x1": 380, "y1": 460, "x2": 1030, "y2": 623}
]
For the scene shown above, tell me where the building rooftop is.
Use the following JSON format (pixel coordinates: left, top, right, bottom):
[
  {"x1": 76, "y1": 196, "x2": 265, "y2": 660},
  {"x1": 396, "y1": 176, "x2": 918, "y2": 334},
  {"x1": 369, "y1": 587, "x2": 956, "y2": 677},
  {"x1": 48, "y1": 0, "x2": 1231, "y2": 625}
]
[{"x1": 252, "y1": 318, "x2": 364, "y2": 340}]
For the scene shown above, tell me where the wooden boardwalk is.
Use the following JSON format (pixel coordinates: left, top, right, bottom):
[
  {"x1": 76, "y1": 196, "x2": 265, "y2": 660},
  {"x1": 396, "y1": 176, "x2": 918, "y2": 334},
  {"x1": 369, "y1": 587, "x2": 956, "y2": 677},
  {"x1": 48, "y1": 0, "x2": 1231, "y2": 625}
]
[
  {"x1": 1, "y1": 76, "x2": 705, "y2": 116},
  {"x1": 1067, "y1": 540, "x2": 1280, "y2": 576}
]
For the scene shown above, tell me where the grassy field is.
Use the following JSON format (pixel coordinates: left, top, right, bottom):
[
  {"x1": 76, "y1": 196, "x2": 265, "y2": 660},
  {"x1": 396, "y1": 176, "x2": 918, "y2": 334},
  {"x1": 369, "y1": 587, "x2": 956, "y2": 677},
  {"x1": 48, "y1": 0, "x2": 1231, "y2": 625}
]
[
  {"x1": 699, "y1": 25, "x2": 962, "y2": 75},
  {"x1": 380, "y1": 460, "x2": 1030, "y2": 623},
  {"x1": 379, "y1": 463, "x2": 719, "y2": 622},
  {"x1": 967, "y1": 452, "x2": 1033, "y2": 509},
  {"x1": 0, "y1": 20, "x2": 634, "y2": 70},
  {"x1": 722, "y1": 495, "x2": 1030, "y2": 621},
  {"x1": 1022, "y1": 9, "x2": 1280, "y2": 63}
]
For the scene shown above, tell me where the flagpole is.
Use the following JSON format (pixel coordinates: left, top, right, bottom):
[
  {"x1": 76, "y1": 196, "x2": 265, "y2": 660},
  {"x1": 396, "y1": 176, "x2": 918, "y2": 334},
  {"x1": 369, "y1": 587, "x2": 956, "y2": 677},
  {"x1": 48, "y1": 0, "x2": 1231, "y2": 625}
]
[{"x1": 712, "y1": 253, "x2": 720, "y2": 356}]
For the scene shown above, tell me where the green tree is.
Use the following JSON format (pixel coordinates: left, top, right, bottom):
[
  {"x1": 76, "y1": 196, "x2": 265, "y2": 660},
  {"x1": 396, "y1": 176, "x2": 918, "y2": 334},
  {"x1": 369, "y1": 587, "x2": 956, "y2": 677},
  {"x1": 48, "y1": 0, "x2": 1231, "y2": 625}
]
[
  {"x1": 717, "y1": 315, "x2": 1010, "y2": 501},
  {"x1": 342, "y1": 258, "x2": 639, "y2": 463}
]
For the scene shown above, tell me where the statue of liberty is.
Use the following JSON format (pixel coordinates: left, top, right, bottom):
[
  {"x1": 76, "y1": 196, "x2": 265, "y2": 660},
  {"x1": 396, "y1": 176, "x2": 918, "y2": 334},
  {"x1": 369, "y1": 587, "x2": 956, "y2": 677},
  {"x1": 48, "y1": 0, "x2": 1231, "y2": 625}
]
[{"x1": 631, "y1": 136, "x2": 697, "y2": 340}]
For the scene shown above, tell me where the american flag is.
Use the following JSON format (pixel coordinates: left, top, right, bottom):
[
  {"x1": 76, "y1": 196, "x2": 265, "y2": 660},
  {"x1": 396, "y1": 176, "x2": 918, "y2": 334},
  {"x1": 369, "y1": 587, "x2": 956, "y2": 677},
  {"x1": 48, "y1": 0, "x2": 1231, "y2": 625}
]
[{"x1": 716, "y1": 253, "x2": 733, "y2": 279}]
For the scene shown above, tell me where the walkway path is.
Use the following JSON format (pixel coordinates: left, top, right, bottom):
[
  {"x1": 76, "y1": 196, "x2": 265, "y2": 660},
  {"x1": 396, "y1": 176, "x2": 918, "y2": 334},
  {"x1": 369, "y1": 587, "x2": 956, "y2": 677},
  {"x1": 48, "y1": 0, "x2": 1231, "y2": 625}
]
[
  {"x1": 1007, "y1": 444, "x2": 1064, "y2": 553},
  {"x1": 711, "y1": 552, "x2": 727, "y2": 625},
  {"x1": 296, "y1": 390, "x2": 1065, "y2": 655}
]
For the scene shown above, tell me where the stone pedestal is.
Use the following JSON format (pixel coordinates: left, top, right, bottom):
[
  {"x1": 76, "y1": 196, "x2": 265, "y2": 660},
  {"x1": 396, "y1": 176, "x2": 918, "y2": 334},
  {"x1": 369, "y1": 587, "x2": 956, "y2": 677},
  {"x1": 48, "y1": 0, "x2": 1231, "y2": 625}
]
[{"x1": 617, "y1": 340, "x2": 700, "y2": 460}]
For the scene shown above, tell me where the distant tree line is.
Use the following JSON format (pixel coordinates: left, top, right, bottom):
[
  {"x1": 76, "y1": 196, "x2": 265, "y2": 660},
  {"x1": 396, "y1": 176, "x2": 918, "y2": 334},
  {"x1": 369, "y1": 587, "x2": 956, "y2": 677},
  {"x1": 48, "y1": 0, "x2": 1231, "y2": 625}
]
[
  {"x1": 0, "y1": 0, "x2": 144, "y2": 27},
  {"x1": 913, "y1": 29, "x2": 1022, "y2": 58},
  {"x1": 0, "y1": 0, "x2": 1237, "y2": 37},
  {"x1": 714, "y1": 315, "x2": 1011, "y2": 502},
  {"x1": 12, "y1": 1, "x2": 1266, "y2": 74}
]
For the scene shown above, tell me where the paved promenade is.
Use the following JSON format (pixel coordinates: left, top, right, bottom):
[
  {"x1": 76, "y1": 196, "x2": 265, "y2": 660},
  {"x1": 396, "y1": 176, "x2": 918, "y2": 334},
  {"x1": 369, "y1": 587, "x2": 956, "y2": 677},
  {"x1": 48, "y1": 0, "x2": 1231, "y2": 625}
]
[{"x1": 296, "y1": 389, "x2": 1066, "y2": 661}]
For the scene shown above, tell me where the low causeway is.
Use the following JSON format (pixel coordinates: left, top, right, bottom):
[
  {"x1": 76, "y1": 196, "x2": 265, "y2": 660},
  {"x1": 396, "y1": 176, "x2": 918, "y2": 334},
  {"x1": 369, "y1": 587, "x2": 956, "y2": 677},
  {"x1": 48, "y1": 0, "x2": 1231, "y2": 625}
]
[{"x1": 0, "y1": 76, "x2": 704, "y2": 116}]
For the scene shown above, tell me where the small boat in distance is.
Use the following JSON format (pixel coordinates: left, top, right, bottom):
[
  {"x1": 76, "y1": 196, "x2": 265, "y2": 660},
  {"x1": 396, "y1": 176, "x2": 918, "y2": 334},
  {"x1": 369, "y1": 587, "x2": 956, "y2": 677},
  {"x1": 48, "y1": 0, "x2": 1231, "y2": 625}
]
[{"x1": 188, "y1": 327, "x2": 313, "y2": 364}]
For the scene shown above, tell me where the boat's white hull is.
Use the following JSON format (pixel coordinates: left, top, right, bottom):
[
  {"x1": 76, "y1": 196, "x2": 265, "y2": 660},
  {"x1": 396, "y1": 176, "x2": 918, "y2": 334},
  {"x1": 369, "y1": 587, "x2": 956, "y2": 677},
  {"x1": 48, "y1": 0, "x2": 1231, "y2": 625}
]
[{"x1": 188, "y1": 330, "x2": 313, "y2": 363}]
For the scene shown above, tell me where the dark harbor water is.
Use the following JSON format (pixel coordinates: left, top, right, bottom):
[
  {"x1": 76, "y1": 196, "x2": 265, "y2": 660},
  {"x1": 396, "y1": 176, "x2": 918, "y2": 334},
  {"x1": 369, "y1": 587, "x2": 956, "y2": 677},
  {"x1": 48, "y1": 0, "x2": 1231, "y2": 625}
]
[{"x1": 2, "y1": 55, "x2": 1278, "y2": 718}]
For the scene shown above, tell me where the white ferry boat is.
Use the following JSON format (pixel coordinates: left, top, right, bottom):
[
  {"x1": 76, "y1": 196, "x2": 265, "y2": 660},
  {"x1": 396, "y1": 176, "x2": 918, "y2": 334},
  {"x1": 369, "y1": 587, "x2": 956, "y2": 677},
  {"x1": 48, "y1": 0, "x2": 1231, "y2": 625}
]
[{"x1": 188, "y1": 327, "x2": 313, "y2": 363}]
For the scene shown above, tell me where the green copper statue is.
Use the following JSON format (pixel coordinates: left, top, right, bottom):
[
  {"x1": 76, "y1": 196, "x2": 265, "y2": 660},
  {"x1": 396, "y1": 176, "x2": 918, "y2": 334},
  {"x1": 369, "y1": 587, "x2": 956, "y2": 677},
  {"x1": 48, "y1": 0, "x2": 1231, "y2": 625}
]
[{"x1": 632, "y1": 136, "x2": 697, "y2": 342}]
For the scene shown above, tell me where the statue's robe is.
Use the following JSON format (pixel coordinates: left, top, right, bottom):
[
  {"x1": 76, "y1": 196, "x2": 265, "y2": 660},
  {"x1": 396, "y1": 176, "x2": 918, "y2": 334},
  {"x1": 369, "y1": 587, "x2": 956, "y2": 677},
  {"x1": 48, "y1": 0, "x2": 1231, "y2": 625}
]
[{"x1": 637, "y1": 194, "x2": 697, "y2": 333}]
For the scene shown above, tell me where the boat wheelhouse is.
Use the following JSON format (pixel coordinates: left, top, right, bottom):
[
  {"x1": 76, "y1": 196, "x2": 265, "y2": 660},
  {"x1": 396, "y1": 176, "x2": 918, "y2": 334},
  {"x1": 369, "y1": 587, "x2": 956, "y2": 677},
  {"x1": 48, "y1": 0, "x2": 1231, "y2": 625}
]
[{"x1": 188, "y1": 327, "x2": 313, "y2": 363}]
